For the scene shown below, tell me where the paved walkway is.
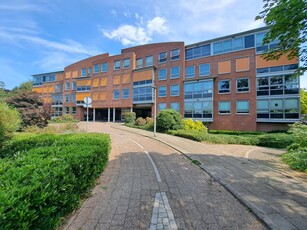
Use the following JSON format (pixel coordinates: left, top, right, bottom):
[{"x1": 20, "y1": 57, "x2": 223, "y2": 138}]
[
  {"x1": 112, "y1": 123, "x2": 307, "y2": 230},
  {"x1": 63, "y1": 122, "x2": 265, "y2": 230}
]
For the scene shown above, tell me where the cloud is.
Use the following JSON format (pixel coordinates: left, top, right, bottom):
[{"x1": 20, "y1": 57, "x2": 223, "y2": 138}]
[
  {"x1": 0, "y1": 1, "x2": 49, "y2": 12},
  {"x1": 102, "y1": 16, "x2": 169, "y2": 45}
]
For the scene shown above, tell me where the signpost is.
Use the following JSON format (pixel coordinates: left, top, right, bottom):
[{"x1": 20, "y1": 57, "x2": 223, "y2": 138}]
[{"x1": 83, "y1": 97, "x2": 92, "y2": 132}]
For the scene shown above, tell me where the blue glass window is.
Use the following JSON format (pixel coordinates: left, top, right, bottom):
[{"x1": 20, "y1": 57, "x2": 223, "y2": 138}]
[
  {"x1": 113, "y1": 89, "x2": 120, "y2": 99},
  {"x1": 237, "y1": 100, "x2": 250, "y2": 114},
  {"x1": 170, "y1": 66, "x2": 180, "y2": 79},
  {"x1": 123, "y1": 58, "x2": 130, "y2": 68},
  {"x1": 223, "y1": 40, "x2": 232, "y2": 52},
  {"x1": 170, "y1": 84, "x2": 180, "y2": 96},
  {"x1": 244, "y1": 34, "x2": 255, "y2": 48},
  {"x1": 170, "y1": 102, "x2": 180, "y2": 112},
  {"x1": 185, "y1": 66, "x2": 195, "y2": 79},
  {"x1": 146, "y1": 56, "x2": 153, "y2": 66},
  {"x1": 219, "y1": 101, "x2": 230, "y2": 114},
  {"x1": 122, "y1": 88, "x2": 130, "y2": 99},
  {"x1": 233, "y1": 37, "x2": 244, "y2": 50},
  {"x1": 199, "y1": 63, "x2": 210, "y2": 77},
  {"x1": 170, "y1": 49, "x2": 180, "y2": 61},
  {"x1": 114, "y1": 60, "x2": 120, "y2": 70},
  {"x1": 94, "y1": 64, "x2": 100, "y2": 73},
  {"x1": 81, "y1": 68, "x2": 87, "y2": 77},
  {"x1": 159, "y1": 68, "x2": 167, "y2": 81},
  {"x1": 136, "y1": 58, "x2": 143, "y2": 68},
  {"x1": 159, "y1": 52, "x2": 167, "y2": 63},
  {"x1": 213, "y1": 42, "x2": 223, "y2": 54},
  {"x1": 158, "y1": 103, "x2": 167, "y2": 112},
  {"x1": 158, "y1": 86, "x2": 167, "y2": 97},
  {"x1": 102, "y1": 62, "x2": 108, "y2": 72},
  {"x1": 65, "y1": 82, "x2": 70, "y2": 90}
]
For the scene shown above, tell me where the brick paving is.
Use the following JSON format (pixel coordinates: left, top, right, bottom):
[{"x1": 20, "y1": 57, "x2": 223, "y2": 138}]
[
  {"x1": 113, "y1": 123, "x2": 307, "y2": 230},
  {"x1": 63, "y1": 122, "x2": 265, "y2": 229}
]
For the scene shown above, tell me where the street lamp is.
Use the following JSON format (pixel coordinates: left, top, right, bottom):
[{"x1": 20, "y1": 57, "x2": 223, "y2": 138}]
[{"x1": 152, "y1": 85, "x2": 157, "y2": 137}]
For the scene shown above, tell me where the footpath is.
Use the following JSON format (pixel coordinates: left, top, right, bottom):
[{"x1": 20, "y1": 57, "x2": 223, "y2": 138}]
[{"x1": 113, "y1": 124, "x2": 307, "y2": 230}]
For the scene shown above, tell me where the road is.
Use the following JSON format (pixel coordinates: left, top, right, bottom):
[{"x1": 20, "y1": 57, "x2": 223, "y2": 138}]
[{"x1": 64, "y1": 122, "x2": 265, "y2": 230}]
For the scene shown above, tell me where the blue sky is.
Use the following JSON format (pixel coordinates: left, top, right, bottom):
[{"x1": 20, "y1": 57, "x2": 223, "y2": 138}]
[{"x1": 0, "y1": 0, "x2": 306, "y2": 89}]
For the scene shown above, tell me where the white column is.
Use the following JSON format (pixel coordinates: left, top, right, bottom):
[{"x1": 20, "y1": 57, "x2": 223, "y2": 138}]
[
  {"x1": 93, "y1": 108, "x2": 96, "y2": 122},
  {"x1": 130, "y1": 107, "x2": 133, "y2": 112},
  {"x1": 107, "y1": 108, "x2": 110, "y2": 122},
  {"x1": 113, "y1": 108, "x2": 116, "y2": 122}
]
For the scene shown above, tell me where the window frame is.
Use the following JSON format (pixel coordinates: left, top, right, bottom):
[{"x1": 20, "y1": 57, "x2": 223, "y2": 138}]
[
  {"x1": 158, "y1": 51, "x2": 167, "y2": 63},
  {"x1": 145, "y1": 55, "x2": 153, "y2": 67},
  {"x1": 218, "y1": 80, "x2": 230, "y2": 94},
  {"x1": 158, "y1": 103, "x2": 167, "y2": 112},
  {"x1": 65, "y1": 82, "x2": 70, "y2": 91},
  {"x1": 102, "y1": 62, "x2": 108, "y2": 72},
  {"x1": 123, "y1": 58, "x2": 130, "y2": 69},
  {"x1": 158, "y1": 68, "x2": 167, "y2": 81},
  {"x1": 81, "y1": 68, "x2": 87, "y2": 77},
  {"x1": 218, "y1": 101, "x2": 231, "y2": 114},
  {"x1": 170, "y1": 84, "x2": 180, "y2": 97},
  {"x1": 185, "y1": 66, "x2": 195, "y2": 79},
  {"x1": 170, "y1": 66, "x2": 180, "y2": 79},
  {"x1": 170, "y1": 102, "x2": 180, "y2": 112},
  {"x1": 94, "y1": 64, "x2": 100, "y2": 73},
  {"x1": 236, "y1": 78, "x2": 250, "y2": 93},
  {"x1": 122, "y1": 88, "x2": 130, "y2": 99},
  {"x1": 114, "y1": 60, "x2": 121, "y2": 70},
  {"x1": 136, "y1": 58, "x2": 143, "y2": 68},
  {"x1": 236, "y1": 100, "x2": 250, "y2": 114},
  {"x1": 158, "y1": 85, "x2": 167, "y2": 97},
  {"x1": 170, "y1": 49, "x2": 180, "y2": 61},
  {"x1": 199, "y1": 63, "x2": 210, "y2": 77},
  {"x1": 113, "y1": 89, "x2": 120, "y2": 100}
]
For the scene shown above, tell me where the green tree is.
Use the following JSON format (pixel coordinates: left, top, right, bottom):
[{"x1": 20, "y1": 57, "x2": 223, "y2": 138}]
[
  {"x1": 11, "y1": 80, "x2": 33, "y2": 94},
  {"x1": 301, "y1": 89, "x2": 307, "y2": 115},
  {"x1": 6, "y1": 91, "x2": 52, "y2": 129},
  {"x1": 256, "y1": 0, "x2": 307, "y2": 74},
  {"x1": 0, "y1": 102, "x2": 21, "y2": 145},
  {"x1": 156, "y1": 110, "x2": 183, "y2": 133}
]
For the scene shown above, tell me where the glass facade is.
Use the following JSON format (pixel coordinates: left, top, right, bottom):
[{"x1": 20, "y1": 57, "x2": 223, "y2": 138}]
[{"x1": 133, "y1": 86, "x2": 152, "y2": 103}]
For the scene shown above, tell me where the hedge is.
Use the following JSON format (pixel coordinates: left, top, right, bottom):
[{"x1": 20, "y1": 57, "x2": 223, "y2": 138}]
[{"x1": 0, "y1": 133, "x2": 110, "y2": 229}]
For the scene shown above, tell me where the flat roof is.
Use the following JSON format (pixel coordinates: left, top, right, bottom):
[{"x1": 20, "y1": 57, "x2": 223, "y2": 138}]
[{"x1": 32, "y1": 70, "x2": 64, "y2": 76}]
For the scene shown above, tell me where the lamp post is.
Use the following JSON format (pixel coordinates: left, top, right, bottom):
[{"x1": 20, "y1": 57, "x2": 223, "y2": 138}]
[{"x1": 153, "y1": 85, "x2": 157, "y2": 137}]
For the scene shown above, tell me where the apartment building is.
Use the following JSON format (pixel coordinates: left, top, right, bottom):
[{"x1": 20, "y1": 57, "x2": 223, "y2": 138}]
[{"x1": 32, "y1": 27, "x2": 300, "y2": 131}]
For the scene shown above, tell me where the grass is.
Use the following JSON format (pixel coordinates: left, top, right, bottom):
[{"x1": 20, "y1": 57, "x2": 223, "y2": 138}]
[{"x1": 282, "y1": 149, "x2": 307, "y2": 172}]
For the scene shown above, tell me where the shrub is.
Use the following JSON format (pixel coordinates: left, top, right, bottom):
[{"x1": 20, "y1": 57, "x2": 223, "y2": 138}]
[
  {"x1": 124, "y1": 112, "x2": 136, "y2": 124},
  {"x1": 0, "y1": 102, "x2": 21, "y2": 145},
  {"x1": 183, "y1": 119, "x2": 207, "y2": 132},
  {"x1": 49, "y1": 114, "x2": 78, "y2": 123},
  {"x1": 168, "y1": 129, "x2": 207, "y2": 142},
  {"x1": 135, "y1": 117, "x2": 146, "y2": 126},
  {"x1": 0, "y1": 133, "x2": 110, "y2": 228},
  {"x1": 288, "y1": 123, "x2": 307, "y2": 147},
  {"x1": 257, "y1": 133, "x2": 294, "y2": 148},
  {"x1": 156, "y1": 110, "x2": 183, "y2": 133},
  {"x1": 209, "y1": 130, "x2": 263, "y2": 135}
]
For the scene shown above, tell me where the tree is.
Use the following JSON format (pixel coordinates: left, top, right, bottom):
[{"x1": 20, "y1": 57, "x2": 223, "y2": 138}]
[
  {"x1": 156, "y1": 110, "x2": 183, "y2": 133},
  {"x1": 6, "y1": 91, "x2": 52, "y2": 129},
  {"x1": 301, "y1": 89, "x2": 307, "y2": 115},
  {"x1": 11, "y1": 80, "x2": 33, "y2": 94},
  {"x1": 0, "y1": 102, "x2": 21, "y2": 145},
  {"x1": 256, "y1": 0, "x2": 307, "y2": 74}
]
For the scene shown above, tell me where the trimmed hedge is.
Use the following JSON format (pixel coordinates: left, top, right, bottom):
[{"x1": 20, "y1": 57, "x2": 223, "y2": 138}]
[
  {"x1": 156, "y1": 110, "x2": 183, "y2": 133},
  {"x1": 168, "y1": 129, "x2": 293, "y2": 148},
  {"x1": 0, "y1": 133, "x2": 110, "y2": 229}
]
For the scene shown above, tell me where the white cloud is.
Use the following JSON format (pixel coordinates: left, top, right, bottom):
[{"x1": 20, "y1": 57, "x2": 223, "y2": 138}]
[
  {"x1": 102, "y1": 16, "x2": 169, "y2": 45},
  {"x1": 111, "y1": 9, "x2": 117, "y2": 17}
]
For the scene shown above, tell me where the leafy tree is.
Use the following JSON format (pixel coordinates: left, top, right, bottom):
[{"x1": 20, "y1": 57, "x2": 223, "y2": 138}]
[
  {"x1": 301, "y1": 89, "x2": 307, "y2": 115},
  {"x1": 0, "y1": 102, "x2": 21, "y2": 145},
  {"x1": 11, "y1": 80, "x2": 33, "y2": 94},
  {"x1": 6, "y1": 91, "x2": 52, "y2": 128},
  {"x1": 256, "y1": 0, "x2": 307, "y2": 74},
  {"x1": 0, "y1": 81, "x2": 5, "y2": 90}
]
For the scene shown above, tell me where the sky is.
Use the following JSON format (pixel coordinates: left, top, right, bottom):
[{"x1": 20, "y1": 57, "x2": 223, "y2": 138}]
[{"x1": 0, "y1": 0, "x2": 306, "y2": 89}]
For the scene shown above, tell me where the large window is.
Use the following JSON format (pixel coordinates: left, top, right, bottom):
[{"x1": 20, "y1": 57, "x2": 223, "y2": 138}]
[
  {"x1": 136, "y1": 58, "x2": 143, "y2": 68},
  {"x1": 88, "y1": 67, "x2": 92, "y2": 76},
  {"x1": 186, "y1": 66, "x2": 195, "y2": 79},
  {"x1": 236, "y1": 78, "x2": 250, "y2": 92},
  {"x1": 218, "y1": 80, "x2": 230, "y2": 94},
  {"x1": 158, "y1": 85, "x2": 167, "y2": 97},
  {"x1": 65, "y1": 107, "x2": 69, "y2": 114},
  {"x1": 158, "y1": 52, "x2": 167, "y2": 63},
  {"x1": 236, "y1": 100, "x2": 250, "y2": 114},
  {"x1": 133, "y1": 87, "x2": 152, "y2": 102},
  {"x1": 146, "y1": 56, "x2": 153, "y2": 66},
  {"x1": 256, "y1": 32, "x2": 279, "y2": 52},
  {"x1": 94, "y1": 64, "x2": 100, "y2": 73},
  {"x1": 55, "y1": 84, "x2": 62, "y2": 93},
  {"x1": 185, "y1": 44, "x2": 211, "y2": 60},
  {"x1": 170, "y1": 49, "x2": 180, "y2": 61},
  {"x1": 114, "y1": 60, "x2": 120, "y2": 70},
  {"x1": 122, "y1": 88, "x2": 130, "y2": 99},
  {"x1": 184, "y1": 101, "x2": 213, "y2": 119},
  {"x1": 113, "y1": 89, "x2": 120, "y2": 99},
  {"x1": 76, "y1": 86, "x2": 91, "y2": 92},
  {"x1": 52, "y1": 94, "x2": 63, "y2": 106},
  {"x1": 257, "y1": 64, "x2": 298, "y2": 74},
  {"x1": 102, "y1": 62, "x2": 108, "y2": 72},
  {"x1": 72, "y1": 82, "x2": 76, "y2": 90},
  {"x1": 256, "y1": 75, "x2": 299, "y2": 96},
  {"x1": 218, "y1": 101, "x2": 230, "y2": 114},
  {"x1": 170, "y1": 102, "x2": 180, "y2": 112},
  {"x1": 199, "y1": 63, "x2": 210, "y2": 77},
  {"x1": 65, "y1": 82, "x2": 70, "y2": 91},
  {"x1": 170, "y1": 84, "x2": 180, "y2": 96},
  {"x1": 213, "y1": 35, "x2": 255, "y2": 55},
  {"x1": 65, "y1": 94, "x2": 70, "y2": 102},
  {"x1": 184, "y1": 81, "x2": 213, "y2": 99},
  {"x1": 81, "y1": 68, "x2": 87, "y2": 77},
  {"x1": 72, "y1": 107, "x2": 76, "y2": 115},
  {"x1": 170, "y1": 66, "x2": 180, "y2": 79},
  {"x1": 72, "y1": 94, "x2": 76, "y2": 102},
  {"x1": 257, "y1": 98, "x2": 299, "y2": 119},
  {"x1": 159, "y1": 68, "x2": 167, "y2": 81},
  {"x1": 158, "y1": 103, "x2": 167, "y2": 112},
  {"x1": 123, "y1": 58, "x2": 130, "y2": 69}
]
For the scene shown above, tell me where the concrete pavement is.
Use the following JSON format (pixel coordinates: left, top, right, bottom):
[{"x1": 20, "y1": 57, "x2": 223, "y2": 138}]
[
  {"x1": 63, "y1": 122, "x2": 265, "y2": 229},
  {"x1": 113, "y1": 123, "x2": 307, "y2": 230}
]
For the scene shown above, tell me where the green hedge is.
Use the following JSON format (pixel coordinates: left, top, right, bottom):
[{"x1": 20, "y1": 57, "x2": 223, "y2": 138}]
[
  {"x1": 168, "y1": 130, "x2": 293, "y2": 148},
  {"x1": 0, "y1": 133, "x2": 110, "y2": 229}
]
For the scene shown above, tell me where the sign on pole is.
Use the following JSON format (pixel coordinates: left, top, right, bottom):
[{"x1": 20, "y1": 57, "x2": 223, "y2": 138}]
[{"x1": 83, "y1": 97, "x2": 92, "y2": 132}]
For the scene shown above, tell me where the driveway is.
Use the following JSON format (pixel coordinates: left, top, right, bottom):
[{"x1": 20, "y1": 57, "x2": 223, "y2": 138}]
[{"x1": 64, "y1": 122, "x2": 265, "y2": 230}]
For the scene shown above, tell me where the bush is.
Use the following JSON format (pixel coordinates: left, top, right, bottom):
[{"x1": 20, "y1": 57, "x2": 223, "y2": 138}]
[
  {"x1": 258, "y1": 133, "x2": 294, "y2": 148},
  {"x1": 156, "y1": 110, "x2": 183, "y2": 133},
  {"x1": 0, "y1": 102, "x2": 21, "y2": 145},
  {"x1": 209, "y1": 130, "x2": 263, "y2": 135},
  {"x1": 183, "y1": 119, "x2": 207, "y2": 132},
  {"x1": 135, "y1": 117, "x2": 146, "y2": 126},
  {"x1": 168, "y1": 129, "x2": 207, "y2": 142},
  {"x1": 124, "y1": 112, "x2": 136, "y2": 124},
  {"x1": 0, "y1": 133, "x2": 110, "y2": 228},
  {"x1": 288, "y1": 123, "x2": 307, "y2": 147},
  {"x1": 49, "y1": 114, "x2": 78, "y2": 123}
]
